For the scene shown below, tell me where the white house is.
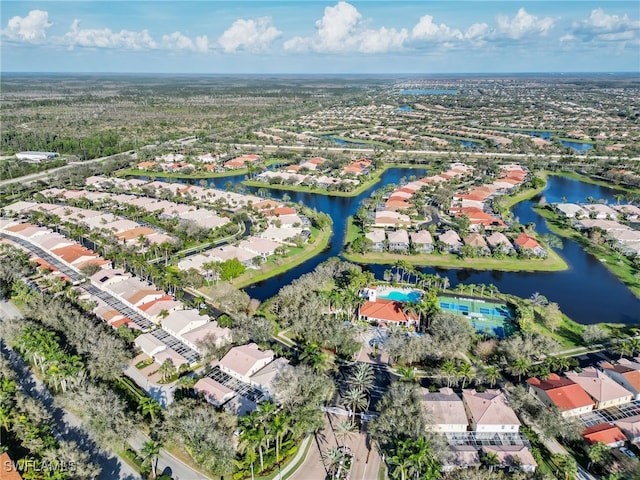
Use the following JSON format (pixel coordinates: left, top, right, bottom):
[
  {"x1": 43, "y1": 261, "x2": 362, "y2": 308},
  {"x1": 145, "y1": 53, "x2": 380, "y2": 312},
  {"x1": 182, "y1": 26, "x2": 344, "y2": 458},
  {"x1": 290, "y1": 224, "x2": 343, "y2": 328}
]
[
  {"x1": 462, "y1": 389, "x2": 520, "y2": 434},
  {"x1": 218, "y1": 343, "x2": 275, "y2": 384}
]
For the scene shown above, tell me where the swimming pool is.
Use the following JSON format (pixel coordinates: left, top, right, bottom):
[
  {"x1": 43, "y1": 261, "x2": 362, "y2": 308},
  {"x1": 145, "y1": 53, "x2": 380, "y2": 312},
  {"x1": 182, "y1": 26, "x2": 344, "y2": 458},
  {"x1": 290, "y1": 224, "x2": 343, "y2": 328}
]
[{"x1": 378, "y1": 290, "x2": 422, "y2": 303}]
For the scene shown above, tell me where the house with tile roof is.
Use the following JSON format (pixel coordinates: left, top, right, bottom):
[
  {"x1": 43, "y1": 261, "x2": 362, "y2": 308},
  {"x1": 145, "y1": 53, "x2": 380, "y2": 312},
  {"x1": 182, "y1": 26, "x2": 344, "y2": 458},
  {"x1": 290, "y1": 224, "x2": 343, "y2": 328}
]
[
  {"x1": 358, "y1": 299, "x2": 419, "y2": 327},
  {"x1": 462, "y1": 389, "x2": 520, "y2": 433},
  {"x1": 486, "y1": 232, "x2": 514, "y2": 254},
  {"x1": 443, "y1": 446, "x2": 480, "y2": 472},
  {"x1": 194, "y1": 377, "x2": 236, "y2": 406},
  {"x1": 600, "y1": 362, "x2": 640, "y2": 400},
  {"x1": 481, "y1": 446, "x2": 537, "y2": 473},
  {"x1": 582, "y1": 423, "x2": 627, "y2": 447},
  {"x1": 421, "y1": 387, "x2": 469, "y2": 433},
  {"x1": 555, "y1": 203, "x2": 588, "y2": 219},
  {"x1": 438, "y1": 230, "x2": 463, "y2": 253},
  {"x1": 463, "y1": 233, "x2": 490, "y2": 255},
  {"x1": 614, "y1": 414, "x2": 640, "y2": 443},
  {"x1": 514, "y1": 233, "x2": 546, "y2": 258},
  {"x1": 387, "y1": 229, "x2": 410, "y2": 252},
  {"x1": 410, "y1": 230, "x2": 434, "y2": 253},
  {"x1": 218, "y1": 343, "x2": 275, "y2": 384},
  {"x1": 566, "y1": 367, "x2": 633, "y2": 408},
  {"x1": 181, "y1": 321, "x2": 232, "y2": 353},
  {"x1": 161, "y1": 310, "x2": 209, "y2": 338},
  {"x1": 249, "y1": 357, "x2": 290, "y2": 397},
  {"x1": 365, "y1": 229, "x2": 386, "y2": 252},
  {"x1": 526, "y1": 374, "x2": 595, "y2": 417}
]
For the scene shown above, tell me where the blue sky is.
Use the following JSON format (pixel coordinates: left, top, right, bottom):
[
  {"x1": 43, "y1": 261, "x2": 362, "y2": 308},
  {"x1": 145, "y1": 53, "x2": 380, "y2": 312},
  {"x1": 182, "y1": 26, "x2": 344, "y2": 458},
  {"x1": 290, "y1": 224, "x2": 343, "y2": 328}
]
[{"x1": 1, "y1": 1, "x2": 639, "y2": 73}]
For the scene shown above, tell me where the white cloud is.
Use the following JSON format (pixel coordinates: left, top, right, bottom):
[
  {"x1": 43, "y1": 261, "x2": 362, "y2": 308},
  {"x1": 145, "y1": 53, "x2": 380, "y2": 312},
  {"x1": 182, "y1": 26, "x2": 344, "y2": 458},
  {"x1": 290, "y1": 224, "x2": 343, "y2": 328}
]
[
  {"x1": 496, "y1": 7, "x2": 555, "y2": 39},
  {"x1": 284, "y1": 1, "x2": 407, "y2": 53},
  {"x1": 2, "y1": 10, "x2": 52, "y2": 43},
  {"x1": 218, "y1": 17, "x2": 281, "y2": 53},
  {"x1": 572, "y1": 8, "x2": 639, "y2": 42},
  {"x1": 162, "y1": 32, "x2": 209, "y2": 52},
  {"x1": 63, "y1": 19, "x2": 158, "y2": 50},
  {"x1": 411, "y1": 15, "x2": 463, "y2": 42}
]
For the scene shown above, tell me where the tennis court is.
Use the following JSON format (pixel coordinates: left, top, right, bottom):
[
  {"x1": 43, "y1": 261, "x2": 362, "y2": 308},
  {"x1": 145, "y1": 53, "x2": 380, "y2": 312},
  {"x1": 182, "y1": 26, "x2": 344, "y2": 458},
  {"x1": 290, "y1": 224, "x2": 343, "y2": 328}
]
[{"x1": 438, "y1": 295, "x2": 515, "y2": 339}]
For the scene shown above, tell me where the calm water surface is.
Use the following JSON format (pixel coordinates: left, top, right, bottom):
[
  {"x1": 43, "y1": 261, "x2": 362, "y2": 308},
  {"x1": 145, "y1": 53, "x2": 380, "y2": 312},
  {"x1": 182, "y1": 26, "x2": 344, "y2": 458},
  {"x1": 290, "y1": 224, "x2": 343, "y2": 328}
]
[{"x1": 149, "y1": 173, "x2": 639, "y2": 325}]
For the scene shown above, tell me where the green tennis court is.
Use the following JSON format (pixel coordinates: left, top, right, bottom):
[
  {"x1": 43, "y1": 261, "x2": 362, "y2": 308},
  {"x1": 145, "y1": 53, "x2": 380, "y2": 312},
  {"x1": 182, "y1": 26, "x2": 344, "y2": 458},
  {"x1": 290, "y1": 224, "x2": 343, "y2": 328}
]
[{"x1": 438, "y1": 295, "x2": 515, "y2": 338}]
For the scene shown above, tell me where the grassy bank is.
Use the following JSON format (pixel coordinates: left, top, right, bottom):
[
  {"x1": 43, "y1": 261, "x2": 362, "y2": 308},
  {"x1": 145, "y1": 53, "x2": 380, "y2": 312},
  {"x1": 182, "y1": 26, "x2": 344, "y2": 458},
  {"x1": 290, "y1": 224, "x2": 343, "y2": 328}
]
[
  {"x1": 343, "y1": 216, "x2": 567, "y2": 272},
  {"x1": 500, "y1": 172, "x2": 549, "y2": 210},
  {"x1": 242, "y1": 163, "x2": 429, "y2": 197},
  {"x1": 229, "y1": 226, "x2": 332, "y2": 289},
  {"x1": 534, "y1": 206, "x2": 640, "y2": 298},
  {"x1": 555, "y1": 137, "x2": 596, "y2": 144}
]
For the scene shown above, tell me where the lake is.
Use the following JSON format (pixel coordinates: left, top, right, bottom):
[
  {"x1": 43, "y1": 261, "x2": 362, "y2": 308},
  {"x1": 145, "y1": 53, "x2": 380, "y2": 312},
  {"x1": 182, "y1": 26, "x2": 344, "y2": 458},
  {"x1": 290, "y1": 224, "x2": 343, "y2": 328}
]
[
  {"x1": 560, "y1": 140, "x2": 594, "y2": 152},
  {"x1": 144, "y1": 172, "x2": 640, "y2": 325}
]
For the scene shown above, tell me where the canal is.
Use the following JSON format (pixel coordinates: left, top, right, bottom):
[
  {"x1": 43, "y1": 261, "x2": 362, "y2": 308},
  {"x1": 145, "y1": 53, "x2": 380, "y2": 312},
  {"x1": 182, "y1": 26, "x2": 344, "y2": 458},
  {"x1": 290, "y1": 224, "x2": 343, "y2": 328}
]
[{"x1": 150, "y1": 172, "x2": 640, "y2": 325}]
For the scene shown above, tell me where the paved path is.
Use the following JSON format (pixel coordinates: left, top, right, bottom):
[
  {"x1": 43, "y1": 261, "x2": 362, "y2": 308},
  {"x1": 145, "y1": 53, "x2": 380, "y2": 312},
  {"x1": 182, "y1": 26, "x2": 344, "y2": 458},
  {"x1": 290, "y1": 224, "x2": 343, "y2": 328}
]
[{"x1": 289, "y1": 414, "x2": 382, "y2": 480}]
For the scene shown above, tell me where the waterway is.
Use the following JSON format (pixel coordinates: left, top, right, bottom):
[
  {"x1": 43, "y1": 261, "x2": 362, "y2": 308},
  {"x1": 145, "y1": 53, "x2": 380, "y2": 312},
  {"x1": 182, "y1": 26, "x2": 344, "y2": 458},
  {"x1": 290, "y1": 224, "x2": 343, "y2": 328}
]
[
  {"x1": 559, "y1": 140, "x2": 595, "y2": 152},
  {"x1": 146, "y1": 172, "x2": 639, "y2": 325}
]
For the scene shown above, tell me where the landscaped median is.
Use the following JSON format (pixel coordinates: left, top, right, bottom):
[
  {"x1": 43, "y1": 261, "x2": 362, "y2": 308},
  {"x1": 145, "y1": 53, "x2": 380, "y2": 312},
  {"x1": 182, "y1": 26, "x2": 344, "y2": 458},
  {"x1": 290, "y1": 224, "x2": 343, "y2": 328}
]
[
  {"x1": 342, "y1": 216, "x2": 568, "y2": 272},
  {"x1": 229, "y1": 225, "x2": 332, "y2": 289},
  {"x1": 242, "y1": 163, "x2": 429, "y2": 198},
  {"x1": 534, "y1": 205, "x2": 640, "y2": 299}
]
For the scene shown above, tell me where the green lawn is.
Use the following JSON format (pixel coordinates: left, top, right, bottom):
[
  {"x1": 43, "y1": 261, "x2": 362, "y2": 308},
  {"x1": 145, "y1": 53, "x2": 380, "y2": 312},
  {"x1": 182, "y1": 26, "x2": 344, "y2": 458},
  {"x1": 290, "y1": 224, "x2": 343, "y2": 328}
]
[
  {"x1": 500, "y1": 173, "x2": 548, "y2": 210},
  {"x1": 229, "y1": 226, "x2": 332, "y2": 289},
  {"x1": 534, "y1": 206, "x2": 640, "y2": 298}
]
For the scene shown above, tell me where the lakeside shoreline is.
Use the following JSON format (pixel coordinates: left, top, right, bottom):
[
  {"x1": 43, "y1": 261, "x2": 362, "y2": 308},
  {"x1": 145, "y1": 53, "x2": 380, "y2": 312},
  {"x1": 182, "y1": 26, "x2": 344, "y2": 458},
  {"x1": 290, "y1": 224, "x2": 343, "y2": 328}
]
[{"x1": 242, "y1": 163, "x2": 430, "y2": 197}]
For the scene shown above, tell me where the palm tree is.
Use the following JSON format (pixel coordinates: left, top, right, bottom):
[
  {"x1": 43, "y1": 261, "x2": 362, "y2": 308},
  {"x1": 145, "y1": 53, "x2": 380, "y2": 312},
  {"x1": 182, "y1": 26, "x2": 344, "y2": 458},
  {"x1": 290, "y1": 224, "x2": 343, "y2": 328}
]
[
  {"x1": 441, "y1": 360, "x2": 457, "y2": 388},
  {"x1": 347, "y1": 363, "x2": 375, "y2": 394},
  {"x1": 510, "y1": 356, "x2": 531, "y2": 382},
  {"x1": 397, "y1": 366, "x2": 416, "y2": 383},
  {"x1": 482, "y1": 451, "x2": 501, "y2": 472},
  {"x1": 322, "y1": 447, "x2": 345, "y2": 480},
  {"x1": 138, "y1": 397, "x2": 161, "y2": 422},
  {"x1": 158, "y1": 359, "x2": 176, "y2": 382},
  {"x1": 456, "y1": 362, "x2": 474, "y2": 389},
  {"x1": 343, "y1": 388, "x2": 368, "y2": 418},
  {"x1": 482, "y1": 365, "x2": 501, "y2": 387},
  {"x1": 334, "y1": 420, "x2": 357, "y2": 446},
  {"x1": 140, "y1": 440, "x2": 161, "y2": 479},
  {"x1": 272, "y1": 412, "x2": 292, "y2": 464}
]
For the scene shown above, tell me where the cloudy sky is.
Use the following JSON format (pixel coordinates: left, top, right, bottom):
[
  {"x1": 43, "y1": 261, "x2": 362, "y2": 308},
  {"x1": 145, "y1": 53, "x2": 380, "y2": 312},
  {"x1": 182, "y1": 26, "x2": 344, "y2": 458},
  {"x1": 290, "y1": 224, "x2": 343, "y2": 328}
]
[{"x1": 2, "y1": 1, "x2": 639, "y2": 73}]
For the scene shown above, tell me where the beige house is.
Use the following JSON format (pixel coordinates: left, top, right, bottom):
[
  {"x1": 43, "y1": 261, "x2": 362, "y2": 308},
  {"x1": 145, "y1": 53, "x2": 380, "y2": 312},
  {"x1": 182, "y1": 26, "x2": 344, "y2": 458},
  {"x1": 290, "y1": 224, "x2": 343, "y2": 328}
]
[
  {"x1": 218, "y1": 343, "x2": 275, "y2": 384},
  {"x1": 462, "y1": 389, "x2": 520, "y2": 433},
  {"x1": 194, "y1": 377, "x2": 235, "y2": 406},
  {"x1": 566, "y1": 367, "x2": 633, "y2": 409},
  {"x1": 421, "y1": 387, "x2": 468, "y2": 433}
]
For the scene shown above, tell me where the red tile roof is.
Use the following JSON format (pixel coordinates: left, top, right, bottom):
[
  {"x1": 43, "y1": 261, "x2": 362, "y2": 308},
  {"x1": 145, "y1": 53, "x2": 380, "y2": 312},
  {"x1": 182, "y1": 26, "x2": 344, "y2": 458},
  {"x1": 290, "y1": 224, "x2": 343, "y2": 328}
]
[
  {"x1": 582, "y1": 423, "x2": 626, "y2": 445},
  {"x1": 527, "y1": 374, "x2": 594, "y2": 412},
  {"x1": 514, "y1": 233, "x2": 541, "y2": 249},
  {"x1": 359, "y1": 299, "x2": 417, "y2": 323}
]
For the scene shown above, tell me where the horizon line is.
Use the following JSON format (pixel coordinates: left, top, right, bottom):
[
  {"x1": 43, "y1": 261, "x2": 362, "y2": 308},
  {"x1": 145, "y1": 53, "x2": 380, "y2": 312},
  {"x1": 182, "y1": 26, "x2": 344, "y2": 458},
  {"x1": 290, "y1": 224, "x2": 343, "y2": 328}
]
[{"x1": 2, "y1": 71, "x2": 639, "y2": 76}]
